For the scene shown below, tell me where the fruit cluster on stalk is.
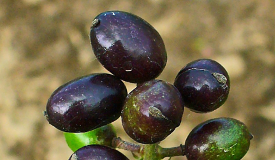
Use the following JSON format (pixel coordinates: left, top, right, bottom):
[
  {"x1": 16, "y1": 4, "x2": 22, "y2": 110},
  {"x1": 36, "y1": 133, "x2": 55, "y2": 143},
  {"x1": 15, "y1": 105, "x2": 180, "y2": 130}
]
[{"x1": 45, "y1": 11, "x2": 252, "y2": 160}]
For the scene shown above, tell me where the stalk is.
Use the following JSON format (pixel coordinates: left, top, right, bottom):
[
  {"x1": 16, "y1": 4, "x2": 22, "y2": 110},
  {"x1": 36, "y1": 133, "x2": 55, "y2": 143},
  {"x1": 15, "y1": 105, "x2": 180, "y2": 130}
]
[{"x1": 143, "y1": 144, "x2": 160, "y2": 160}]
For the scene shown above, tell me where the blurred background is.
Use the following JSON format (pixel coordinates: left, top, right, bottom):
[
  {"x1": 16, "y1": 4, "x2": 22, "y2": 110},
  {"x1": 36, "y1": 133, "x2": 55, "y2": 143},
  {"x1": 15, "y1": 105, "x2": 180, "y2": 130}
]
[{"x1": 0, "y1": 0, "x2": 274, "y2": 159}]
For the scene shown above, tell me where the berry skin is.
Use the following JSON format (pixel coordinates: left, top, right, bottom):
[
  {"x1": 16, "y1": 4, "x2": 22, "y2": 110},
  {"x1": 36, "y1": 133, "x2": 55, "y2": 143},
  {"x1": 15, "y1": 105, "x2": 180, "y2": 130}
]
[
  {"x1": 185, "y1": 117, "x2": 253, "y2": 160},
  {"x1": 90, "y1": 11, "x2": 167, "y2": 83},
  {"x1": 174, "y1": 59, "x2": 230, "y2": 113},
  {"x1": 64, "y1": 124, "x2": 116, "y2": 152},
  {"x1": 45, "y1": 73, "x2": 127, "y2": 132},
  {"x1": 68, "y1": 145, "x2": 129, "y2": 160},
  {"x1": 121, "y1": 80, "x2": 184, "y2": 144}
]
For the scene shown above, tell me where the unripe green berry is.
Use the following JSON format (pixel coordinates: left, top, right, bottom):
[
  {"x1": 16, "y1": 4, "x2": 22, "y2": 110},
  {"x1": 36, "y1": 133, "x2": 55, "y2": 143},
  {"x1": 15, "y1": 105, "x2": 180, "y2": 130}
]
[
  {"x1": 185, "y1": 117, "x2": 253, "y2": 160},
  {"x1": 64, "y1": 124, "x2": 116, "y2": 152}
]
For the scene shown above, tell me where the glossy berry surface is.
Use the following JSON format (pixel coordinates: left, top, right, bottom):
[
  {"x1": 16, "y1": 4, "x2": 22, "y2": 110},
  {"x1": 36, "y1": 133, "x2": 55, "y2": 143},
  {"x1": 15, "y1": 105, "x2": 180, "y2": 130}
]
[
  {"x1": 174, "y1": 59, "x2": 230, "y2": 113},
  {"x1": 121, "y1": 80, "x2": 184, "y2": 144},
  {"x1": 185, "y1": 117, "x2": 253, "y2": 160},
  {"x1": 64, "y1": 124, "x2": 116, "y2": 152},
  {"x1": 45, "y1": 73, "x2": 127, "y2": 132},
  {"x1": 90, "y1": 11, "x2": 167, "y2": 83},
  {"x1": 69, "y1": 145, "x2": 129, "y2": 160}
]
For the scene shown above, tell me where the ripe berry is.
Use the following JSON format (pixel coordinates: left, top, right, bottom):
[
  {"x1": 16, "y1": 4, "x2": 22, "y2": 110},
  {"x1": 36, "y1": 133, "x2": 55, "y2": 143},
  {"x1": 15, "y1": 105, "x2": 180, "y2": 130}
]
[
  {"x1": 90, "y1": 11, "x2": 167, "y2": 83},
  {"x1": 185, "y1": 117, "x2": 253, "y2": 160},
  {"x1": 174, "y1": 59, "x2": 230, "y2": 113},
  {"x1": 121, "y1": 80, "x2": 184, "y2": 144},
  {"x1": 45, "y1": 73, "x2": 127, "y2": 132},
  {"x1": 64, "y1": 124, "x2": 116, "y2": 152},
  {"x1": 68, "y1": 145, "x2": 129, "y2": 160}
]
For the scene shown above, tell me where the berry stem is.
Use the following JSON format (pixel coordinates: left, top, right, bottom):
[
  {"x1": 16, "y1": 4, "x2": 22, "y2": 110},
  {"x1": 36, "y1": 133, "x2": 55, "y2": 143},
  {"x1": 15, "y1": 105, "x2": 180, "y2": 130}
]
[
  {"x1": 112, "y1": 137, "x2": 186, "y2": 159},
  {"x1": 158, "y1": 144, "x2": 185, "y2": 159},
  {"x1": 112, "y1": 137, "x2": 142, "y2": 157}
]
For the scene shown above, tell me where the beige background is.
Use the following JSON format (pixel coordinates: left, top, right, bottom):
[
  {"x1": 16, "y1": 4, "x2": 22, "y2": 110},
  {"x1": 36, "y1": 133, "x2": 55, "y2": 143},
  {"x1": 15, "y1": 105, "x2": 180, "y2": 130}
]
[{"x1": 0, "y1": 0, "x2": 274, "y2": 159}]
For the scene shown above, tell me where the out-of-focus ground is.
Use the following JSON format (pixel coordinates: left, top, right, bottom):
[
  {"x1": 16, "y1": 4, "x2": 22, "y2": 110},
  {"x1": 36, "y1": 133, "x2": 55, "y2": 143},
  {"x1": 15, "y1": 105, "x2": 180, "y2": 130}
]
[{"x1": 0, "y1": 0, "x2": 274, "y2": 159}]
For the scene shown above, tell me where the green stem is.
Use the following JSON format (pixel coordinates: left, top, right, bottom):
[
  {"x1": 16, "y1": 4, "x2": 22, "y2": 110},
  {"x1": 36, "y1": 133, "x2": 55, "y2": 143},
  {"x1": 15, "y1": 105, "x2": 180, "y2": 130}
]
[
  {"x1": 159, "y1": 144, "x2": 185, "y2": 159},
  {"x1": 143, "y1": 144, "x2": 160, "y2": 160}
]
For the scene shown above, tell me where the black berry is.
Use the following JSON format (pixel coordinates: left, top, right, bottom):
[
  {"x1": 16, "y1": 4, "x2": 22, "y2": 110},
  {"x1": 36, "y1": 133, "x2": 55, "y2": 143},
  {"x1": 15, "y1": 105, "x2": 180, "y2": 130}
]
[
  {"x1": 174, "y1": 59, "x2": 230, "y2": 113},
  {"x1": 90, "y1": 11, "x2": 167, "y2": 83},
  {"x1": 121, "y1": 80, "x2": 184, "y2": 144},
  {"x1": 68, "y1": 145, "x2": 129, "y2": 160},
  {"x1": 45, "y1": 73, "x2": 127, "y2": 132}
]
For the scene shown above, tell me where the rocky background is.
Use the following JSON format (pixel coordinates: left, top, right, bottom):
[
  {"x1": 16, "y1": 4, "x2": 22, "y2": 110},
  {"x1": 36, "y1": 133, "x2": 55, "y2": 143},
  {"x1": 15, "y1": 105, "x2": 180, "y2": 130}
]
[{"x1": 0, "y1": 0, "x2": 274, "y2": 159}]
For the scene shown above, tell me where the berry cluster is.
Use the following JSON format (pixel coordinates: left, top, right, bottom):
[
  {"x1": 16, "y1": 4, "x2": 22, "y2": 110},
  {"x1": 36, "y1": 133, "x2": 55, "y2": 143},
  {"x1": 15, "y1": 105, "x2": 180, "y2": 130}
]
[{"x1": 45, "y1": 11, "x2": 252, "y2": 160}]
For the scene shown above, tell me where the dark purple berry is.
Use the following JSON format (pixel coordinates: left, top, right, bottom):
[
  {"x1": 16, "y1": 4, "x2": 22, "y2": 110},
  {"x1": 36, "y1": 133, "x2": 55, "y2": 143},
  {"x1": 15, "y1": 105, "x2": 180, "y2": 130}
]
[
  {"x1": 90, "y1": 11, "x2": 167, "y2": 83},
  {"x1": 174, "y1": 59, "x2": 230, "y2": 113},
  {"x1": 121, "y1": 80, "x2": 184, "y2": 144},
  {"x1": 45, "y1": 73, "x2": 127, "y2": 132},
  {"x1": 185, "y1": 117, "x2": 253, "y2": 160},
  {"x1": 68, "y1": 145, "x2": 129, "y2": 160}
]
